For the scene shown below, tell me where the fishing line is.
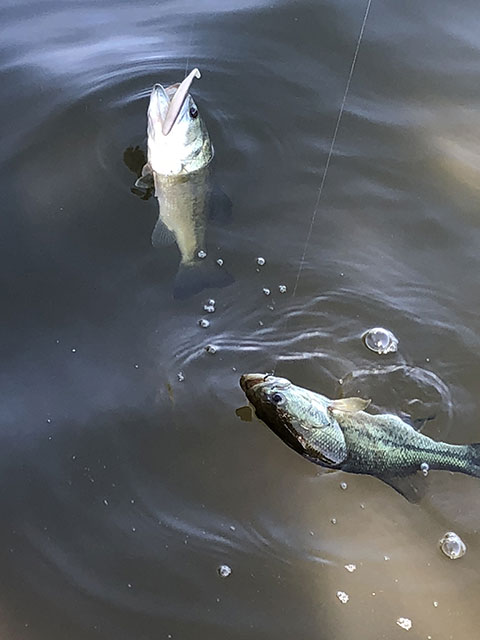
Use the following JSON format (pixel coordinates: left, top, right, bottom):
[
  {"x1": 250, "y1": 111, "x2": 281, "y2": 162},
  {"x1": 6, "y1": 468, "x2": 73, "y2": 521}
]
[
  {"x1": 184, "y1": 11, "x2": 196, "y2": 78},
  {"x1": 292, "y1": 0, "x2": 372, "y2": 297},
  {"x1": 272, "y1": 0, "x2": 372, "y2": 373}
]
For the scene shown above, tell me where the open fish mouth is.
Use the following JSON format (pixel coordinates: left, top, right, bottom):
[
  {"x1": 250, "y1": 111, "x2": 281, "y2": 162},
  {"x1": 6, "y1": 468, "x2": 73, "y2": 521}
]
[
  {"x1": 240, "y1": 374, "x2": 293, "y2": 394},
  {"x1": 240, "y1": 373, "x2": 268, "y2": 393},
  {"x1": 162, "y1": 67, "x2": 201, "y2": 135}
]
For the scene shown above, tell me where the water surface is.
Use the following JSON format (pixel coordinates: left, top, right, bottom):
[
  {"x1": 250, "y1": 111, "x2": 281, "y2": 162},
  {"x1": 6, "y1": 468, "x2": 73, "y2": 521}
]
[{"x1": 2, "y1": 0, "x2": 480, "y2": 638}]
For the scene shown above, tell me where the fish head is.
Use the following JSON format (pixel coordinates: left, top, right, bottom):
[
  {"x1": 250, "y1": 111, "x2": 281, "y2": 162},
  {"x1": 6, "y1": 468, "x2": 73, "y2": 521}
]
[
  {"x1": 240, "y1": 373, "x2": 346, "y2": 464},
  {"x1": 147, "y1": 68, "x2": 213, "y2": 176}
]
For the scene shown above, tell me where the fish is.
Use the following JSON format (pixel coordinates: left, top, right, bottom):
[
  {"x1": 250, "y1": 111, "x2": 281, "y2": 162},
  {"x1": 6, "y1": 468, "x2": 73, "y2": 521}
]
[
  {"x1": 239, "y1": 373, "x2": 480, "y2": 501},
  {"x1": 133, "y1": 68, "x2": 233, "y2": 299}
]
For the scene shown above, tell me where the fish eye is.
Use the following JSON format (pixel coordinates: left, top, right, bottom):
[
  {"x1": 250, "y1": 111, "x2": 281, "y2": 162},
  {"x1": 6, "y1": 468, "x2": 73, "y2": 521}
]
[
  {"x1": 189, "y1": 106, "x2": 198, "y2": 119},
  {"x1": 270, "y1": 392, "x2": 285, "y2": 405}
]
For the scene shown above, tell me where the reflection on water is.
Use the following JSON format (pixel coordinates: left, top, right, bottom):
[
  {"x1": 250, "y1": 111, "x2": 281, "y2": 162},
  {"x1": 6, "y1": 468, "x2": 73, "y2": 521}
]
[{"x1": 2, "y1": 0, "x2": 480, "y2": 638}]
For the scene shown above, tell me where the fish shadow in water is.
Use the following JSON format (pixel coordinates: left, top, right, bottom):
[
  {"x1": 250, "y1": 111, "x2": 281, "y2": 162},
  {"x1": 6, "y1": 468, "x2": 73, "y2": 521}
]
[
  {"x1": 124, "y1": 145, "x2": 153, "y2": 200},
  {"x1": 123, "y1": 145, "x2": 234, "y2": 299}
]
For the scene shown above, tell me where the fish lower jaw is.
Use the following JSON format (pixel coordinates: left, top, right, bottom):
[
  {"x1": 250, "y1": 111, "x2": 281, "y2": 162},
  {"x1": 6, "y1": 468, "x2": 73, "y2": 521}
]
[
  {"x1": 148, "y1": 141, "x2": 211, "y2": 177},
  {"x1": 149, "y1": 160, "x2": 184, "y2": 177}
]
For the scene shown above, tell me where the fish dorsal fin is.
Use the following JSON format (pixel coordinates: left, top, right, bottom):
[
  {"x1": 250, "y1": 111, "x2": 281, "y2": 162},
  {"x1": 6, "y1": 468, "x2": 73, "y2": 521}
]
[
  {"x1": 162, "y1": 68, "x2": 201, "y2": 136},
  {"x1": 329, "y1": 397, "x2": 371, "y2": 414}
]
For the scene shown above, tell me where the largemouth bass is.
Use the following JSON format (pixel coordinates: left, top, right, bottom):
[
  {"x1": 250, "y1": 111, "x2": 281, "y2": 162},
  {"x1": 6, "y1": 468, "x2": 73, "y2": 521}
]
[
  {"x1": 135, "y1": 68, "x2": 233, "y2": 299},
  {"x1": 240, "y1": 373, "x2": 480, "y2": 501}
]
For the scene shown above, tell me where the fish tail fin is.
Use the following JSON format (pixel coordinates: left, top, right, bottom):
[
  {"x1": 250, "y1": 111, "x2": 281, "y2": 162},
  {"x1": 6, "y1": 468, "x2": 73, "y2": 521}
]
[
  {"x1": 466, "y1": 443, "x2": 480, "y2": 477},
  {"x1": 173, "y1": 259, "x2": 234, "y2": 300}
]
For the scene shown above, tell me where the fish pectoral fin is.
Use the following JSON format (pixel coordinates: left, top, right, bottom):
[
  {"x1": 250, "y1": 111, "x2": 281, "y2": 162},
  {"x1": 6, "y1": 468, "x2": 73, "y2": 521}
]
[
  {"x1": 329, "y1": 397, "x2": 371, "y2": 414},
  {"x1": 151, "y1": 216, "x2": 176, "y2": 247},
  {"x1": 131, "y1": 163, "x2": 154, "y2": 199},
  {"x1": 141, "y1": 162, "x2": 153, "y2": 178},
  {"x1": 377, "y1": 472, "x2": 428, "y2": 503}
]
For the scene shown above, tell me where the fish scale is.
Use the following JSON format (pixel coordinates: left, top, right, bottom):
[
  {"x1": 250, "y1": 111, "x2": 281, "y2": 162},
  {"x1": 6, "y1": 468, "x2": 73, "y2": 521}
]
[{"x1": 240, "y1": 373, "x2": 480, "y2": 501}]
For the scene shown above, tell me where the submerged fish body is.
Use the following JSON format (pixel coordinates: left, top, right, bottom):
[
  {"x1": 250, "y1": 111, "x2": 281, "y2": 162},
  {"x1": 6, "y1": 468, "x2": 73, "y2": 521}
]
[
  {"x1": 240, "y1": 373, "x2": 480, "y2": 500},
  {"x1": 137, "y1": 68, "x2": 232, "y2": 299}
]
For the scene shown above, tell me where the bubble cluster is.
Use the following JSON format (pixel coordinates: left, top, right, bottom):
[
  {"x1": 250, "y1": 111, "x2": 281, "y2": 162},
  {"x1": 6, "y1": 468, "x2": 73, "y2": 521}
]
[
  {"x1": 396, "y1": 617, "x2": 412, "y2": 631},
  {"x1": 177, "y1": 371, "x2": 185, "y2": 382},
  {"x1": 197, "y1": 250, "x2": 207, "y2": 259},
  {"x1": 362, "y1": 327, "x2": 399, "y2": 354},
  {"x1": 278, "y1": 284, "x2": 287, "y2": 294},
  {"x1": 262, "y1": 288, "x2": 271, "y2": 296},
  {"x1": 198, "y1": 319, "x2": 210, "y2": 328},
  {"x1": 336, "y1": 591, "x2": 349, "y2": 604},
  {"x1": 439, "y1": 531, "x2": 466, "y2": 559},
  {"x1": 203, "y1": 299, "x2": 216, "y2": 313},
  {"x1": 420, "y1": 462, "x2": 429, "y2": 476}
]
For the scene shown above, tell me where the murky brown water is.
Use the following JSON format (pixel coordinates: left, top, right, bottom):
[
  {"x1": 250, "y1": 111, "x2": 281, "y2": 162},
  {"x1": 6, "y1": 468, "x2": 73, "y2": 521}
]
[{"x1": 1, "y1": 0, "x2": 480, "y2": 638}]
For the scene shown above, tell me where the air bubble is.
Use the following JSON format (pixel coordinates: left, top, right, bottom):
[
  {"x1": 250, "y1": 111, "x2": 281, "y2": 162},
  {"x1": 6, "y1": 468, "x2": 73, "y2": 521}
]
[
  {"x1": 344, "y1": 564, "x2": 356, "y2": 573},
  {"x1": 256, "y1": 257, "x2": 266, "y2": 266},
  {"x1": 439, "y1": 531, "x2": 466, "y2": 559},
  {"x1": 396, "y1": 617, "x2": 412, "y2": 631},
  {"x1": 205, "y1": 345, "x2": 217, "y2": 354},
  {"x1": 216, "y1": 258, "x2": 224, "y2": 266},
  {"x1": 420, "y1": 462, "x2": 429, "y2": 476},
  {"x1": 197, "y1": 250, "x2": 207, "y2": 259},
  {"x1": 199, "y1": 319, "x2": 210, "y2": 328},
  {"x1": 217, "y1": 564, "x2": 232, "y2": 578},
  {"x1": 263, "y1": 288, "x2": 271, "y2": 296},
  {"x1": 340, "y1": 482, "x2": 348, "y2": 490},
  {"x1": 177, "y1": 371, "x2": 185, "y2": 382},
  {"x1": 362, "y1": 327, "x2": 399, "y2": 355}
]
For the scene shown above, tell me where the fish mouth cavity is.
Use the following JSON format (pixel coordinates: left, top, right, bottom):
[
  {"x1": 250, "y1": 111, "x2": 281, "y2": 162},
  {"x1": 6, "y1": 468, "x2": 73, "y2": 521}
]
[{"x1": 240, "y1": 373, "x2": 268, "y2": 393}]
